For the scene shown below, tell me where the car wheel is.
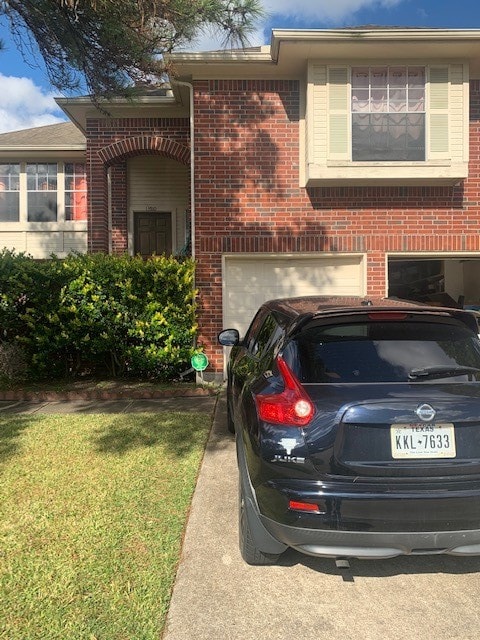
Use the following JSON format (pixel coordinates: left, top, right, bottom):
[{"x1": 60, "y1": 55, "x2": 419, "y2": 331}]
[{"x1": 239, "y1": 484, "x2": 280, "y2": 565}]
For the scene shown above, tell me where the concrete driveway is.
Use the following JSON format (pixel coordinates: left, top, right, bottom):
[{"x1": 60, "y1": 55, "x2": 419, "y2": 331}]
[{"x1": 164, "y1": 394, "x2": 480, "y2": 640}]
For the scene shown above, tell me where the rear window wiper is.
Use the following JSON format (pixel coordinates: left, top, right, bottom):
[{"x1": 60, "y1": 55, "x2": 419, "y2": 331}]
[{"x1": 408, "y1": 365, "x2": 480, "y2": 381}]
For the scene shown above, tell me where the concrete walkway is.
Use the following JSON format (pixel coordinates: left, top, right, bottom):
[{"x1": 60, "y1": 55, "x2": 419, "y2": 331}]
[{"x1": 0, "y1": 396, "x2": 216, "y2": 415}]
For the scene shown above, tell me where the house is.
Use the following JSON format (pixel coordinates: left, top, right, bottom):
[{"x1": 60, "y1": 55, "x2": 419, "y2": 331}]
[
  {"x1": 2, "y1": 27, "x2": 480, "y2": 379},
  {"x1": 0, "y1": 122, "x2": 87, "y2": 256}
]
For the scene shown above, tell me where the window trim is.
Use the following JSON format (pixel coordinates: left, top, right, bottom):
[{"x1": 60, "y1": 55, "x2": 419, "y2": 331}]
[
  {"x1": 0, "y1": 163, "x2": 20, "y2": 223},
  {"x1": 0, "y1": 160, "x2": 87, "y2": 229},
  {"x1": 305, "y1": 59, "x2": 469, "y2": 186}
]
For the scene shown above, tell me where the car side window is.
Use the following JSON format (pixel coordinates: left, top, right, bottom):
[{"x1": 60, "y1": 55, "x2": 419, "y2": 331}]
[
  {"x1": 250, "y1": 313, "x2": 285, "y2": 358},
  {"x1": 244, "y1": 310, "x2": 268, "y2": 354}
]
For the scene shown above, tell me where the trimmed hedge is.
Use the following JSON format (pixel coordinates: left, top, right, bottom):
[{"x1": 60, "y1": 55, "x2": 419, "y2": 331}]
[{"x1": 0, "y1": 250, "x2": 197, "y2": 381}]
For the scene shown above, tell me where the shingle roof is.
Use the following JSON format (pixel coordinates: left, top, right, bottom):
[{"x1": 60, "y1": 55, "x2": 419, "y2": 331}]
[{"x1": 0, "y1": 122, "x2": 85, "y2": 148}]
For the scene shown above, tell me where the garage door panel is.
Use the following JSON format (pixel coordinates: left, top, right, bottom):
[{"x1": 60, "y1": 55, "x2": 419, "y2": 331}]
[{"x1": 224, "y1": 255, "x2": 364, "y2": 335}]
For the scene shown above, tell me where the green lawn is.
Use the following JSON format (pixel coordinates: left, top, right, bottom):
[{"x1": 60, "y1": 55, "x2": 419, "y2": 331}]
[{"x1": 0, "y1": 411, "x2": 212, "y2": 640}]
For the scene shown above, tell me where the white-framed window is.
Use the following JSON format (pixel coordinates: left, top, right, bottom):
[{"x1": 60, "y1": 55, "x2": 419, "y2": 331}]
[
  {"x1": 0, "y1": 162, "x2": 87, "y2": 224},
  {"x1": 64, "y1": 163, "x2": 87, "y2": 221},
  {"x1": 0, "y1": 163, "x2": 20, "y2": 222},
  {"x1": 325, "y1": 64, "x2": 454, "y2": 163},
  {"x1": 27, "y1": 163, "x2": 58, "y2": 222},
  {"x1": 305, "y1": 61, "x2": 468, "y2": 185},
  {"x1": 351, "y1": 66, "x2": 426, "y2": 161}
]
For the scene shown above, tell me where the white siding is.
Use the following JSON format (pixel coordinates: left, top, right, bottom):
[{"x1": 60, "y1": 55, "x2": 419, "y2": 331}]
[
  {"x1": 0, "y1": 231, "x2": 87, "y2": 258},
  {"x1": 25, "y1": 231, "x2": 87, "y2": 258},
  {"x1": 0, "y1": 233, "x2": 27, "y2": 253},
  {"x1": 128, "y1": 156, "x2": 189, "y2": 253},
  {"x1": 450, "y1": 64, "x2": 468, "y2": 163},
  {"x1": 63, "y1": 232, "x2": 88, "y2": 254},
  {"x1": 309, "y1": 63, "x2": 327, "y2": 165},
  {"x1": 27, "y1": 232, "x2": 63, "y2": 255}
]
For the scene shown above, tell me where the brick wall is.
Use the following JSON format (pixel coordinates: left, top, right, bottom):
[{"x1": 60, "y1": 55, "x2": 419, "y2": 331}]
[
  {"x1": 86, "y1": 117, "x2": 190, "y2": 253},
  {"x1": 194, "y1": 79, "x2": 480, "y2": 372}
]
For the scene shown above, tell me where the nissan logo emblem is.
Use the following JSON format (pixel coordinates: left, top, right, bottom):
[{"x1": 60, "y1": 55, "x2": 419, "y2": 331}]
[{"x1": 416, "y1": 403, "x2": 436, "y2": 422}]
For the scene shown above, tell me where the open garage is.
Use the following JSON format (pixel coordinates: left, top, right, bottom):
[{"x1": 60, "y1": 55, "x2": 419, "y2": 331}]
[{"x1": 388, "y1": 256, "x2": 480, "y2": 310}]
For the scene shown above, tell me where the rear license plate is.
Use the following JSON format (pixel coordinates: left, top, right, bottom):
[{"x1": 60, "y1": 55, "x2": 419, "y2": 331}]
[{"x1": 391, "y1": 423, "x2": 456, "y2": 459}]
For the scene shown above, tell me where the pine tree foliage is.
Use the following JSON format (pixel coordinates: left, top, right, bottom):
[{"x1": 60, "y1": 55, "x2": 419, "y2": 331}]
[{"x1": 1, "y1": 0, "x2": 264, "y2": 96}]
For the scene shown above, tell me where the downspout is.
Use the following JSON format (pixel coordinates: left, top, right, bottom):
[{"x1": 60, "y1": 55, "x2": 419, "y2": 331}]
[
  {"x1": 107, "y1": 166, "x2": 113, "y2": 253},
  {"x1": 173, "y1": 80, "x2": 195, "y2": 260},
  {"x1": 173, "y1": 79, "x2": 204, "y2": 380}
]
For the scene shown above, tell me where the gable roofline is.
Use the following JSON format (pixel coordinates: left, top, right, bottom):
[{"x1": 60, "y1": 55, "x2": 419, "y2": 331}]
[
  {"x1": 170, "y1": 28, "x2": 480, "y2": 78},
  {"x1": 0, "y1": 122, "x2": 85, "y2": 154},
  {"x1": 271, "y1": 27, "x2": 480, "y2": 61}
]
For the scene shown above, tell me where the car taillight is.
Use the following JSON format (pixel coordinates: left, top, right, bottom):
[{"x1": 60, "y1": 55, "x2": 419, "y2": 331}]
[
  {"x1": 255, "y1": 356, "x2": 314, "y2": 427},
  {"x1": 289, "y1": 500, "x2": 320, "y2": 513}
]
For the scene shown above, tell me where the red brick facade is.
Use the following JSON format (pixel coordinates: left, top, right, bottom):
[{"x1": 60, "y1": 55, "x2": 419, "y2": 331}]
[
  {"x1": 85, "y1": 118, "x2": 190, "y2": 253},
  {"x1": 81, "y1": 80, "x2": 480, "y2": 374},
  {"x1": 192, "y1": 79, "x2": 480, "y2": 371}
]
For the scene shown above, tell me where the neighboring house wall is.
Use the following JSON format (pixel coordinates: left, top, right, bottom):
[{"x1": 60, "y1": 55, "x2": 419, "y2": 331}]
[
  {"x1": 194, "y1": 78, "x2": 480, "y2": 372},
  {"x1": 86, "y1": 118, "x2": 190, "y2": 254},
  {"x1": 0, "y1": 123, "x2": 87, "y2": 258},
  {"x1": 0, "y1": 160, "x2": 88, "y2": 258}
]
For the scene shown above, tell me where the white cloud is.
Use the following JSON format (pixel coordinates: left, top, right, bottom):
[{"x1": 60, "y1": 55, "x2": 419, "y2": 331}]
[
  {"x1": 0, "y1": 74, "x2": 66, "y2": 133},
  {"x1": 184, "y1": 0, "x2": 407, "y2": 51},
  {"x1": 262, "y1": 0, "x2": 404, "y2": 24},
  {"x1": 186, "y1": 24, "x2": 266, "y2": 52}
]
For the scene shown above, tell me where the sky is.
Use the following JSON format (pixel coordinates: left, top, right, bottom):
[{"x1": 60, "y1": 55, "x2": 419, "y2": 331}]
[{"x1": 1, "y1": 0, "x2": 480, "y2": 133}]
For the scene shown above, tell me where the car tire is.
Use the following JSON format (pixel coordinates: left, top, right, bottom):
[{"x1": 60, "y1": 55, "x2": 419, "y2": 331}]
[{"x1": 239, "y1": 484, "x2": 280, "y2": 565}]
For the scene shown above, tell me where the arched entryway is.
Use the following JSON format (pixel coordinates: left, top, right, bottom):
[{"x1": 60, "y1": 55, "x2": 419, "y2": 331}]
[{"x1": 92, "y1": 134, "x2": 191, "y2": 256}]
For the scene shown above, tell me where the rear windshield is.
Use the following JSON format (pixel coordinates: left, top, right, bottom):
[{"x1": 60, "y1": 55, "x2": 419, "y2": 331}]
[{"x1": 285, "y1": 320, "x2": 480, "y2": 383}]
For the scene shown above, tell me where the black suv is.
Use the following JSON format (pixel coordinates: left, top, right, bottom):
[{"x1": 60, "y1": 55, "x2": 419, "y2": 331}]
[{"x1": 218, "y1": 296, "x2": 480, "y2": 565}]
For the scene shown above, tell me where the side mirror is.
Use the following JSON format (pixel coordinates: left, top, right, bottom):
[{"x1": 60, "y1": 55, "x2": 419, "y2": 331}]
[{"x1": 218, "y1": 328, "x2": 240, "y2": 346}]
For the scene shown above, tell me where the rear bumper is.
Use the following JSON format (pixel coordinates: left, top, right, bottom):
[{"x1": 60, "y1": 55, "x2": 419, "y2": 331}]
[
  {"x1": 260, "y1": 516, "x2": 480, "y2": 559},
  {"x1": 254, "y1": 475, "x2": 480, "y2": 557},
  {"x1": 256, "y1": 476, "x2": 480, "y2": 533},
  {"x1": 238, "y1": 433, "x2": 480, "y2": 559}
]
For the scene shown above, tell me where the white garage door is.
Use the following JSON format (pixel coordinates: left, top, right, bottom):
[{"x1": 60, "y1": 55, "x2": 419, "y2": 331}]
[{"x1": 223, "y1": 254, "x2": 365, "y2": 335}]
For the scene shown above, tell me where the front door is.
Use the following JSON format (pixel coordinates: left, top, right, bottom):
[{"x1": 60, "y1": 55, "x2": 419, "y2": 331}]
[{"x1": 134, "y1": 212, "x2": 172, "y2": 258}]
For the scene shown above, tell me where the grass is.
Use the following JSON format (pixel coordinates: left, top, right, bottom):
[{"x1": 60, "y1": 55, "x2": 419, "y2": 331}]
[{"x1": 0, "y1": 410, "x2": 212, "y2": 640}]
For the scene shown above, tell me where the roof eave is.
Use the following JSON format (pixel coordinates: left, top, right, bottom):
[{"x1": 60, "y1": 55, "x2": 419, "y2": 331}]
[
  {"x1": 0, "y1": 145, "x2": 85, "y2": 152},
  {"x1": 56, "y1": 95, "x2": 184, "y2": 132},
  {"x1": 271, "y1": 28, "x2": 480, "y2": 62},
  {"x1": 168, "y1": 50, "x2": 272, "y2": 64}
]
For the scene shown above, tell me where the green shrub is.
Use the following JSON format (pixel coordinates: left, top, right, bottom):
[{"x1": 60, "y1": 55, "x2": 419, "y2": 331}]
[
  {"x1": 0, "y1": 250, "x2": 197, "y2": 381},
  {"x1": 0, "y1": 341, "x2": 28, "y2": 383}
]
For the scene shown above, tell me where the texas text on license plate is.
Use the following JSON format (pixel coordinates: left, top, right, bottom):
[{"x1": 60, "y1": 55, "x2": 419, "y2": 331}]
[{"x1": 390, "y1": 423, "x2": 456, "y2": 459}]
